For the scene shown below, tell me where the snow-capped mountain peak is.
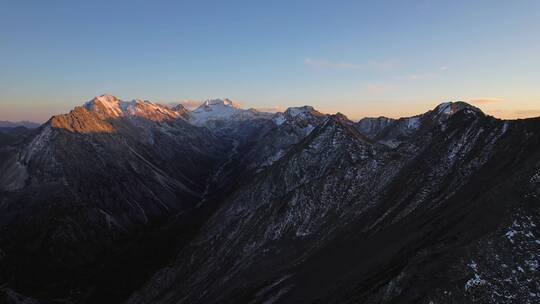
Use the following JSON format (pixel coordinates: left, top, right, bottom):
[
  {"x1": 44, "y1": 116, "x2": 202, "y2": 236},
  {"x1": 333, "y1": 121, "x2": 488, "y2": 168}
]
[
  {"x1": 82, "y1": 94, "x2": 185, "y2": 121},
  {"x1": 284, "y1": 105, "x2": 315, "y2": 117},
  {"x1": 189, "y1": 98, "x2": 272, "y2": 126},
  {"x1": 428, "y1": 101, "x2": 485, "y2": 129},
  {"x1": 200, "y1": 98, "x2": 240, "y2": 109},
  {"x1": 190, "y1": 98, "x2": 242, "y2": 125},
  {"x1": 84, "y1": 94, "x2": 123, "y2": 117},
  {"x1": 269, "y1": 106, "x2": 327, "y2": 139},
  {"x1": 434, "y1": 101, "x2": 483, "y2": 117},
  {"x1": 272, "y1": 105, "x2": 325, "y2": 126}
]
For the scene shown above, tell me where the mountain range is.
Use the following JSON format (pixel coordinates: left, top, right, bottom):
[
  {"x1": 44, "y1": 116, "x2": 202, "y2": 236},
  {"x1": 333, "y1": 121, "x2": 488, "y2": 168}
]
[
  {"x1": 0, "y1": 95, "x2": 538, "y2": 304},
  {"x1": 0, "y1": 121, "x2": 41, "y2": 129}
]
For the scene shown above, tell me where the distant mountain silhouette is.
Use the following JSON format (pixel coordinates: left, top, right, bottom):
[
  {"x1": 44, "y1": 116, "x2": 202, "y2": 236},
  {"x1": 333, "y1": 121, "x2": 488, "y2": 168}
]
[{"x1": 0, "y1": 120, "x2": 41, "y2": 129}]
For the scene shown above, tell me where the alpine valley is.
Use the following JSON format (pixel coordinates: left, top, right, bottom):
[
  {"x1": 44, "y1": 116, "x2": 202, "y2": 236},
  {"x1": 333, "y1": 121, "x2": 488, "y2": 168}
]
[{"x1": 0, "y1": 95, "x2": 539, "y2": 304}]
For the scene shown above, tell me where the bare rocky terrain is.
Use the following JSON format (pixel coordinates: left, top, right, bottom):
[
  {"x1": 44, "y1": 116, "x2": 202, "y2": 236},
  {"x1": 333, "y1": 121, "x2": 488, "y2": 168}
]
[{"x1": 0, "y1": 96, "x2": 538, "y2": 303}]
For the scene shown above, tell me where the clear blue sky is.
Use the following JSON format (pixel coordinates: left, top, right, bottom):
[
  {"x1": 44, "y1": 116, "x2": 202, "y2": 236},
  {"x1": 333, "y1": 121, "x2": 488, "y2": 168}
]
[{"x1": 1, "y1": 0, "x2": 539, "y2": 122}]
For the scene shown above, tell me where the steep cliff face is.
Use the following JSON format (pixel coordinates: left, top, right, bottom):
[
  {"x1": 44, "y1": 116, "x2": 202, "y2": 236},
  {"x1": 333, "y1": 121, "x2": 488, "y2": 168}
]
[{"x1": 356, "y1": 116, "x2": 395, "y2": 138}]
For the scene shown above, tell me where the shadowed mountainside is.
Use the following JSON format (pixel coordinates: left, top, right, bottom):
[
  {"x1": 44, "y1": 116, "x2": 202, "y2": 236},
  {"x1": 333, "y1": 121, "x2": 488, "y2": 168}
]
[{"x1": 0, "y1": 97, "x2": 539, "y2": 304}]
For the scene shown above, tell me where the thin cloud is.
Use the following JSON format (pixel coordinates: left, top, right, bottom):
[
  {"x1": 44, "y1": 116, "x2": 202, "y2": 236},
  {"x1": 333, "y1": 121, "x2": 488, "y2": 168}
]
[
  {"x1": 481, "y1": 108, "x2": 540, "y2": 119},
  {"x1": 304, "y1": 58, "x2": 364, "y2": 70},
  {"x1": 255, "y1": 107, "x2": 283, "y2": 113},
  {"x1": 368, "y1": 59, "x2": 399, "y2": 71},
  {"x1": 361, "y1": 82, "x2": 394, "y2": 93},
  {"x1": 469, "y1": 98, "x2": 504, "y2": 104},
  {"x1": 396, "y1": 65, "x2": 447, "y2": 82},
  {"x1": 398, "y1": 73, "x2": 433, "y2": 81},
  {"x1": 407, "y1": 74, "x2": 424, "y2": 80},
  {"x1": 304, "y1": 58, "x2": 397, "y2": 71},
  {"x1": 515, "y1": 109, "x2": 540, "y2": 117}
]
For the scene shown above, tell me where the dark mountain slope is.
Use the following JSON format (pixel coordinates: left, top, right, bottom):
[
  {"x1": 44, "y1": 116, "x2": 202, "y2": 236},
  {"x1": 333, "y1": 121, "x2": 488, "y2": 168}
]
[
  {"x1": 126, "y1": 115, "x2": 403, "y2": 303},
  {"x1": 292, "y1": 114, "x2": 540, "y2": 304},
  {"x1": 1, "y1": 99, "x2": 538, "y2": 304},
  {"x1": 193, "y1": 106, "x2": 329, "y2": 208},
  {"x1": 128, "y1": 104, "x2": 540, "y2": 304},
  {"x1": 0, "y1": 98, "x2": 227, "y2": 301},
  {"x1": 0, "y1": 97, "x2": 331, "y2": 303}
]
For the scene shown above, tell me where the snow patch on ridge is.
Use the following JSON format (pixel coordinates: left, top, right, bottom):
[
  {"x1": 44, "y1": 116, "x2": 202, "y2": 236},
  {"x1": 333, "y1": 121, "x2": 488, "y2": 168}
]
[
  {"x1": 405, "y1": 116, "x2": 421, "y2": 129},
  {"x1": 437, "y1": 102, "x2": 453, "y2": 115}
]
